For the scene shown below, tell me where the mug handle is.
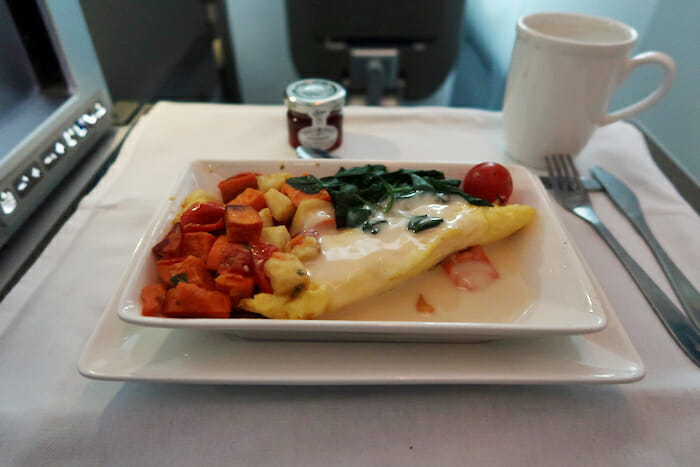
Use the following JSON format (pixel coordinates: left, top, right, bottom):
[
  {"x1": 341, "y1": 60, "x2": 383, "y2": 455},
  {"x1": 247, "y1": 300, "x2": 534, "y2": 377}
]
[{"x1": 599, "y1": 51, "x2": 676, "y2": 126}]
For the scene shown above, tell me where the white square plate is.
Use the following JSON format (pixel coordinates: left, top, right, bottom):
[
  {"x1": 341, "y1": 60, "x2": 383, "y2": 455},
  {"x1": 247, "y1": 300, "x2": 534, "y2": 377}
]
[
  {"x1": 80, "y1": 268, "x2": 642, "y2": 384},
  {"x1": 116, "y1": 160, "x2": 606, "y2": 341}
]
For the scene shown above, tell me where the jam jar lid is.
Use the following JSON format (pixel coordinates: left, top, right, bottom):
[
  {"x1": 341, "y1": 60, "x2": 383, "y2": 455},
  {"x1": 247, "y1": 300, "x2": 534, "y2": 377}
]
[{"x1": 284, "y1": 79, "x2": 346, "y2": 114}]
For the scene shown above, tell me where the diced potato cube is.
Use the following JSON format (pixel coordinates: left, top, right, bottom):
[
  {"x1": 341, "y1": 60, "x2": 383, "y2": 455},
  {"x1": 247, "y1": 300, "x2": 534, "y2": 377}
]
[
  {"x1": 287, "y1": 235, "x2": 320, "y2": 261},
  {"x1": 290, "y1": 199, "x2": 335, "y2": 235},
  {"x1": 263, "y1": 252, "x2": 310, "y2": 295},
  {"x1": 257, "y1": 172, "x2": 292, "y2": 193},
  {"x1": 239, "y1": 282, "x2": 329, "y2": 319},
  {"x1": 259, "y1": 208, "x2": 274, "y2": 227},
  {"x1": 264, "y1": 188, "x2": 295, "y2": 223},
  {"x1": 261, "y1": 225, "x2": 291, "y2": 250}
]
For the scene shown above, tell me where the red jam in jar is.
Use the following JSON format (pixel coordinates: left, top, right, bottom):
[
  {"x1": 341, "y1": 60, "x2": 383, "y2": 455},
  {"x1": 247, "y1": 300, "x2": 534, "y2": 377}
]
[{"x1": 285, "y1": 79, "x2": 346, "y2": 151}]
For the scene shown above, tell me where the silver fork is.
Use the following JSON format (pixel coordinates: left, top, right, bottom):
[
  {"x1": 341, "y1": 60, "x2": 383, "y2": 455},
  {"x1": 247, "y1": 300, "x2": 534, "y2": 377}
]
[{"x1": 546, "y1": 154, "x2": 700, "y2": 367}]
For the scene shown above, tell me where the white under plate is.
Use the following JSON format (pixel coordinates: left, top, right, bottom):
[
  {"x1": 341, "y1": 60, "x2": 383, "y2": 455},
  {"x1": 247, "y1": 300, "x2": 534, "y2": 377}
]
[
  {"x1": 79, "y1": 268, "x2": 643, "y2": 384},
  {"x1": 116, "y1": 160, "x2": 607, "y2": 341}
]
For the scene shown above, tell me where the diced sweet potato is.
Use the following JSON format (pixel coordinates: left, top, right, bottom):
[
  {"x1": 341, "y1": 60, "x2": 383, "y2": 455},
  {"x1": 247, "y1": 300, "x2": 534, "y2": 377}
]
[
  {"x1": 206, "y1": 235, "x2": 253, "y2": 275},
  {"x1": 214, "y1": 272, "x2": 255, "y2": 304},
  {"x1": 181, "y1": 232, "x2": 216, "y2": 262},
  {"x1": 156, "y1": 255, "x2": 215, "y2": 289},
  {"x1": 229, "y1": 187, "x2": 267, "y2": 211},
  {"x1": 141, "y1": 283, "x2": 167, "y2": 316},
  {"x1": 162, "y1": 282, "x2": 232, "y2": 318},
  {"x1": 152, "y1": 223, "x2": 183, "y2": 259},
  {"x1": 225, "y1": 204, "x2": 263, "y2": 243},
  {"x1": 218, "y1": 172, "x2": 258, "y2": 203},
  {"x1": 281, "y1": 182, "x2": 332, "y2": 207}
]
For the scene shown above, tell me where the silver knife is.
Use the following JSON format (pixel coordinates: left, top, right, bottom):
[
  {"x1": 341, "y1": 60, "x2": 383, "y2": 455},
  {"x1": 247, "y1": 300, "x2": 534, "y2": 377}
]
[{"x1": 591, "y1": 166, "x2": 700, "y2": 330}]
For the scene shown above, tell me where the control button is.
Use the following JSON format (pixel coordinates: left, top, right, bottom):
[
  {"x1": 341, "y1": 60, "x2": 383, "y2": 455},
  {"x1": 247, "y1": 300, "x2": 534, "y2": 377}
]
[
  {"x1": 13, "y1": 165, "x2": 42, "y2": 198},
  {"x1": 0, "y1": 190, "x2": 17, "y2": 216},
  {"x1": 62, "y1": 128, "x2": 78, "y2": 147},
  {"x1": 72, "y1": 122, "x2": 88, "y2": 138},
  {"x1": 29, "y1": 165, "x2": 42, "y2": 180},
  {"x1": 15, "y1": 174, "x2": 31, "y2": 197},
  {"x1": 79, "y1": 113, "x2": 97, "y2": 126},
  {"x1": 43, "y1": 152, "x2": 59, "y2": 169},
  {"x1": 94, "y1": 102, "x2": 107, "y2": 119},
  {"x1": 54, "y1": 141, "x2": 66, "y2": 155}
]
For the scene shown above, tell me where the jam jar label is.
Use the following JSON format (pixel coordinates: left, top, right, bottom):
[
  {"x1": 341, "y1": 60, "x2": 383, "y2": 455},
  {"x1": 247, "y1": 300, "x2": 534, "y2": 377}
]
[{"x1": 298, "y1": 109, "x2": 338, "y2": 150}]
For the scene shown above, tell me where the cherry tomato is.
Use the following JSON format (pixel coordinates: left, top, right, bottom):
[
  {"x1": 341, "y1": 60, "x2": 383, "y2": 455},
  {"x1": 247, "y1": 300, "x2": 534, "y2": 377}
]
[{"x1": 462, "y1": 162, "x2": 513, "y2": 204}]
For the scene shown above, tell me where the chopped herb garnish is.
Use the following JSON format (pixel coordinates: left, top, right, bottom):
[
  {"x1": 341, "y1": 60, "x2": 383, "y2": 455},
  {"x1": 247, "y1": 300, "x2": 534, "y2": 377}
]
[
  {"x1": 170, "y1": 273, "x2": 188, "y2": 285},
  {"x1": 296, "y1": 269, "x2": 305, "y2": 276},
  {"x1": 407, "y1": 215, "x2": 444, "y2": 233},
  {"x1": 285, "y1": 164, "x2": 492, "y2": 234},
  {"x1": 362, "y1": 219, "x2": 388, "y2": 235},
  {"x1": 291, "y1": 283, "x2": 306, "y2": 297}
]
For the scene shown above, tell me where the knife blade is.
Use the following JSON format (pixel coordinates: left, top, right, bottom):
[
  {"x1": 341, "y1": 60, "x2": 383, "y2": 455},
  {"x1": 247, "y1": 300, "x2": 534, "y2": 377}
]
[{"x1": 591, "y1": 166, "x2": 700, "y2": 330}]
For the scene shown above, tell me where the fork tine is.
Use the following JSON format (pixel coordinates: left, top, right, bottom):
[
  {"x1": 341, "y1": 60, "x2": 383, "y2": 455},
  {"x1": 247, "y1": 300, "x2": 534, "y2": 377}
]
[
  {"x1": 555, "y1": 154, "x2": 573, "y2": 190},
  {"x1": 552, "y1": 154, "x2": 567, "y2": 190},
  {"x1": 545, "y1": 155, "x2": 559, "y2": 191},
  {"x1": 562, "y1": 154, "x2": 583, "y2": 191}
]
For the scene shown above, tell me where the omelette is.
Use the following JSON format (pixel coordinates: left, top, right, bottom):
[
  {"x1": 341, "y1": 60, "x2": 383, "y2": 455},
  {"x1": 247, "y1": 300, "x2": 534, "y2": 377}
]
[{"x1": 239, "y1": 194, "x2": 535, "y2": 319}]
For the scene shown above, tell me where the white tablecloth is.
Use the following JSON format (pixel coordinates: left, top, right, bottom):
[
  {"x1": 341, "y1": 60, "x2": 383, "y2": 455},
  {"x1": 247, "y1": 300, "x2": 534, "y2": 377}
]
[{"x1": 1, "y1": 103, "x2": 698, "y2": 466}]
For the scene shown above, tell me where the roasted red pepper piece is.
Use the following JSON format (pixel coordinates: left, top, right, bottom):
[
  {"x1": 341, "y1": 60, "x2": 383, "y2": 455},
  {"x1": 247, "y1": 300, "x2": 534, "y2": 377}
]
[
  {"x1": 180, "y1": 202, "x2": 226, "y2": 233},
  {"x1": 249, "y1": 241, "x2": 279, "y2": 294},
  {"x1": 206, "y1": 235, "x2": 253, "y2": 276},
  {"x1": 442, "y1": 245, "x2": 499, "y2": 291}
]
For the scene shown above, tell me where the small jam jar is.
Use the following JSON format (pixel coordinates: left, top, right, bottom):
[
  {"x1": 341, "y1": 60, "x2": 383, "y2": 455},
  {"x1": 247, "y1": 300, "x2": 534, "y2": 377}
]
[{"x1": 285, "y1": 79, "x2": 346, "y2": 151}]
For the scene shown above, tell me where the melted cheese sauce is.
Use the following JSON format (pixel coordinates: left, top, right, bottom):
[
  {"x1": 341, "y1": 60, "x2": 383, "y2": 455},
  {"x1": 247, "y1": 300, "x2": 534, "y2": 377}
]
[
  {"x1": 323, "y1": 238, "x2": 533, "y2": 323},
  {"x1": 305, "y1": 195, "x2": 534, "y2": 323}
]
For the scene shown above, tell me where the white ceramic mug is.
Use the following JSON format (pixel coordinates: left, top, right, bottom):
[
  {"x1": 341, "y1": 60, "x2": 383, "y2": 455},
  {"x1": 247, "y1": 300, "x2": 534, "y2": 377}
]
[{"x1": 503, "y1": 12, "x2": 675, "y2": 168}]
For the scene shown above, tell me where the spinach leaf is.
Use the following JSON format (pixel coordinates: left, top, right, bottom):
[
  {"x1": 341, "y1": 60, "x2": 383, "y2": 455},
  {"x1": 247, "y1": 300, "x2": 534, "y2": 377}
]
[
  {"x1": 407, "y1": 215, "x2": 444, "y2": 233},
  {"x1": 346, "y1": 206, "x2": 373, "y2": 228},
  {"x1": 285, "y1": 175, "x2": 325, "y2": 194},
  {"x1": 288, "y1": 164, "x2": 492, "y2": 234},
  {"x1": 362, "y1": 219, "x2": 388, "y2": 235},
  {"x1": 170, "y1": 273, "x2": 188, "y2": 286}
]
